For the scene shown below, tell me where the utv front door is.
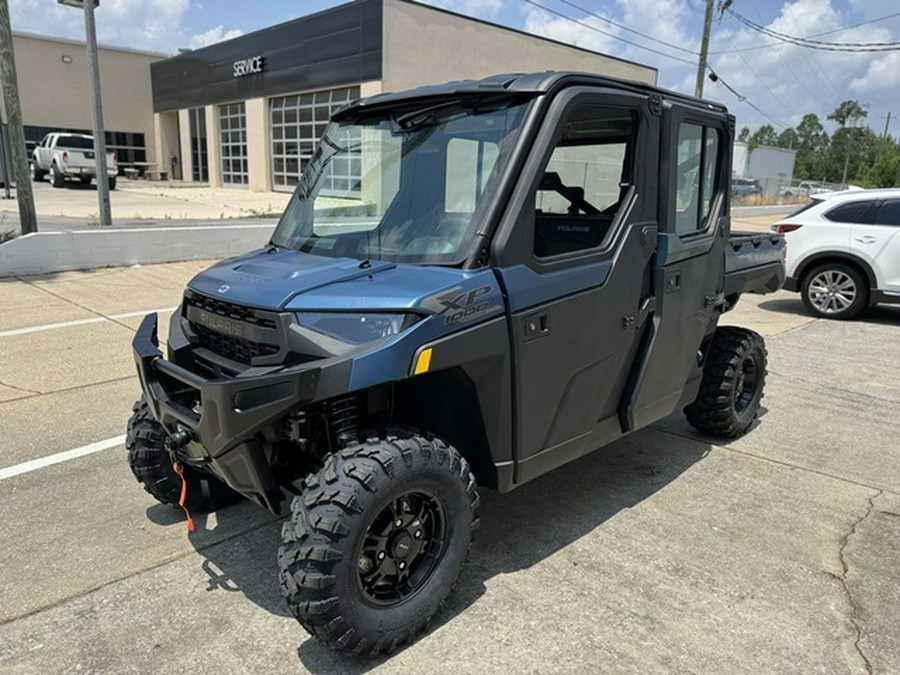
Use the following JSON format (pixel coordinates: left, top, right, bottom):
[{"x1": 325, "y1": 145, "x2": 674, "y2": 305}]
[{"x1": 492, "y1": 89, "x2": 659, "y2": 485}]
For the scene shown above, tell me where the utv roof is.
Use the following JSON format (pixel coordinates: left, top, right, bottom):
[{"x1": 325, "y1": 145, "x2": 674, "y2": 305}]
[{"x1": 336, "y1": 71, "x2": 729, "y2": 119}]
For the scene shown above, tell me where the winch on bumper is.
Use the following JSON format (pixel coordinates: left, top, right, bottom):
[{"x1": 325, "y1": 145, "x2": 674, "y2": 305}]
[{"x1": 132, "y1": 312, "x2": 348, "y2": 512}]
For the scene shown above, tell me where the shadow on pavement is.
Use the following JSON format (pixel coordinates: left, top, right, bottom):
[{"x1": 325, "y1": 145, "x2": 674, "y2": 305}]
[{"x1": 153, "y1": 429, "x2": 709, "y2": 672}]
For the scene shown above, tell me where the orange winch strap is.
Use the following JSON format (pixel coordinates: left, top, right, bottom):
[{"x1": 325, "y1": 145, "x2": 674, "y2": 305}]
[{"x1": 172, "y1": 461, "x2": 195, "y2": 533}]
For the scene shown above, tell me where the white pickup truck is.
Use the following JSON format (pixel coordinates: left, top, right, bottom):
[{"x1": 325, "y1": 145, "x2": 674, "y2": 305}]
[{"x1": 31, "y1": 133, "x2": 118, "y2": 189}]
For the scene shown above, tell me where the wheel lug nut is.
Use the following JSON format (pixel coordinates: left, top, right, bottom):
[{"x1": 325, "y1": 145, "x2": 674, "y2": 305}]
[
  {"x1": 377, "y1": 551, "x2": 385, "y2": 560},
  {"x1": 395, "y1": 519, "x2": 403, "y2": 527},
  {"x1": 414, "y1": 530, "x2": 422, "y2": 539},
  {"x1": 399, "y1": 561, "x2": 406, "y2": 570}
]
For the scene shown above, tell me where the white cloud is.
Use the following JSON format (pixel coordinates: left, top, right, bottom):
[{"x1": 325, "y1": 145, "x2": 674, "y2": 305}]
[
  {"x1": 522, "y1": 6, "x2": 619, "y2": 54},
  {"x1": 8, "y1": 0, "x2": 240, "y2": 54},
  {"x1": 189, "y1": 26, "x2": 244, "y2": 50},
  {"x1": 700, "y1": 0, "x2": 900, "y2": 131},
  {"x1": 421, "y1": 0, "x2": 505, "y2": 17}
]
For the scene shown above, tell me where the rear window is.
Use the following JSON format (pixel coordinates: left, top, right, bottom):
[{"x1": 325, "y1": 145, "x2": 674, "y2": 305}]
[
  {"x1": 57, "y1": 136, "x2": 94, "y2": 150},
  {"x1": 823, "y1": 200, "x2": 876, "y2": 224},
  {"x1": 787, "y1": 201, "x2": 820, "y2": 217}
]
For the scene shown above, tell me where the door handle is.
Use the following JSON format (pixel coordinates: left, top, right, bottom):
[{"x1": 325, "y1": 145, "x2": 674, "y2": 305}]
[
  {"x1": 855, "y1": 235, "x2": 877, "y2": 244},
  {"x1": 523, "y1": 313, "x2": 550, "y2": 338}
]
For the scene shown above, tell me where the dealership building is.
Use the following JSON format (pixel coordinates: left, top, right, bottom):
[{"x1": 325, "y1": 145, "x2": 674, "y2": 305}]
[{"x1": 5, "y1": 0, "x2": 655, "y2": 193}]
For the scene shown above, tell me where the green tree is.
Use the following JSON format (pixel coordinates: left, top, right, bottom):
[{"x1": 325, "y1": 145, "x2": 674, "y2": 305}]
[
  {"x1": 738, "y1": 127, "x2": 750, "y2": 143},
  {"x1": 794, "y1": 114, "x2": 829, "y2": 180},
  {"x1": 827, "y1": 100, "x2": 868, "y2": 186},
  {"x1": 748, "y1": 124, "x2": 777, "y2": 150},
  {"x1": 776, "y1": 128, "x2": 798, "y2": 149},
  {"x1": 859, "y1": 138, "x2": 900, "y2": 187}
]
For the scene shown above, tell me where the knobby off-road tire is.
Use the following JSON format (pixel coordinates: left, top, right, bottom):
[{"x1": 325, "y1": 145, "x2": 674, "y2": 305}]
[
  {"x1": 125, "y1": 398, "x2": 242, "y2": 512},
  {"x1": 684, "y1": 327, "x2": 767, "y2": 438},
  {"x1": 279, "y1": 431, "x2": 480, "y2": 656}
]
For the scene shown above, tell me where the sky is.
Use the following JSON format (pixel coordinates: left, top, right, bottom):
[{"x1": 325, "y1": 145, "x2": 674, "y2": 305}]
[{"x1": 8, "y1": 0, "x2": 900, "y2": 137}]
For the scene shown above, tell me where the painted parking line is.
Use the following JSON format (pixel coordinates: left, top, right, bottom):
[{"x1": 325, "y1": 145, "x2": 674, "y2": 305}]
[
  {"x1": 0, "y1": 435, "x2": 126, "y2": 481},
  {"x1": 0, "y1": 307, "x2": 177, "y2": 338}
]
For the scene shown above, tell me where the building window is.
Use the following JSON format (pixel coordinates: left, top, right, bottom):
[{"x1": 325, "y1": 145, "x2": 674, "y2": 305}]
[
  {"x1": 189, "y1": 108, "x2": 208, "y2": 182},
  {"x1": 218, "y1": 102, "x2": 248, "y2": 186},
  {"x1": 269, "y1": 86, "x2": 360, "y2": 192}
]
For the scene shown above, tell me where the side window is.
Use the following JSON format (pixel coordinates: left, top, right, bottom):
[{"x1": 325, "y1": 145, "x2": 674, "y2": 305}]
[
  {"x1": 674, "y1": 122, "x2": 721, "y2": 236},
  {"x1": 533, "y1": 105, "x2": 635, "y2": 258},
  {"x1": 875, "y1": 199, "x2": 900, "y2": 226},
  {"x1": 823, "y1": 201, "x2": 876, "y2": 224},
  {"x1": 445, "y1": 138, "x2": 499, "y2": 213}
]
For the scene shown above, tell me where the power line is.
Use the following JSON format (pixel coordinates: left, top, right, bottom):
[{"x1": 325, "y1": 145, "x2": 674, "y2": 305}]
[
  {"x1": 521, "y1": 0, "x2": 698, "y2": 66},
  {"x1": 555, "y1": 0, "x2": 698, "y2": 55},
  {"x1": 727, "y1": 8, "x2": 900, "y2": 51},
  {"x1": 707, "y1": 66, "x2": 791, "y2": 130},
  {"x1": 710, "y1": 9, "x2": 900, "y2": 54}
]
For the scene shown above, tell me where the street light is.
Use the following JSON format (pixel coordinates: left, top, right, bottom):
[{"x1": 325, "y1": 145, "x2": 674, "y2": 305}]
[{"x1": 58, "y1": 0, "x2": 112, "y2": 226}]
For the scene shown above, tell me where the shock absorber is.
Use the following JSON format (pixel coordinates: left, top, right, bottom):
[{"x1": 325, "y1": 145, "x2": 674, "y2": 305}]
[{"x1": 329, "y1": 396, "x2": 359, "y2": 447}]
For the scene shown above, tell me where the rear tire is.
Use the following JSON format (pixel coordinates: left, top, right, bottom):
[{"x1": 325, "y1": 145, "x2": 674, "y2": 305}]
[
  {"x1": 684, "y1": 327, "x2": 767, "y2": 438},
  {"x1": 279, "y1": 430, "x2": 479, "y2": 655},
  {"x1": 125, "y1": 398, "x2": 242, "y2": 512},
  {"x1": 800, "y1": 262, "x2": 867, "y2": 320},
  {"x1": 50, "y1": 163, "x2": 64, "y2": 188}
]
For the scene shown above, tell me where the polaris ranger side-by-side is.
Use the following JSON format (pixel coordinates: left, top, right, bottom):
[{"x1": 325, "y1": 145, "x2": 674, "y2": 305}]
[{"x1": 128, "y1": 72, "x2": 785, "y2": 655}]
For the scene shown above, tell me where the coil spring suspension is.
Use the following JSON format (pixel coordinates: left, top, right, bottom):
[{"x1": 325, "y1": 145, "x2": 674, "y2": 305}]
[{"x1": 329, "y1": 396, "x2": 359, "y2": 447}]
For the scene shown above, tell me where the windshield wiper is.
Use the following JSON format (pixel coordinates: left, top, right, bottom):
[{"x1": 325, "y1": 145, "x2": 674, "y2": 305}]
[{"x1": 392, "y1": 99, "x2": 466, "y2": 131}]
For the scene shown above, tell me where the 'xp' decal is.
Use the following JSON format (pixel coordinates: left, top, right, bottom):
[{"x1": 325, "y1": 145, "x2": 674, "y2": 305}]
[{"x1": 424, "y1": 285, "x2": 495, "y2": 325}]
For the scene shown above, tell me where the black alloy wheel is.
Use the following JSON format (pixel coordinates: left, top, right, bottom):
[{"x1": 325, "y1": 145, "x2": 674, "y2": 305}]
[{"x1": 356, "y1": 490, "x2": 446, "y2": 606}]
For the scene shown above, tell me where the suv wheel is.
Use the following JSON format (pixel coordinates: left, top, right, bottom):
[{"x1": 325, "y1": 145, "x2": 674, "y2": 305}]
[
  {"x1": 685, "y1": 327, "x2": 767, "y2": 438},
  {"x1": 31, "y1": 162, "x2": 45, "y2": 182},
  {"x1": 801, "y1": 263, "x2": 867, "y2": 319},
  {"x1": 279, "y1": 430, "x2": 479, "y2": 655}
]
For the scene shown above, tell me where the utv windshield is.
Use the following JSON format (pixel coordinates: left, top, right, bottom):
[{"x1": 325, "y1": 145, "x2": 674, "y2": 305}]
[{"x1": 270, "y1": 96, "x2": 531, "y2": 264}]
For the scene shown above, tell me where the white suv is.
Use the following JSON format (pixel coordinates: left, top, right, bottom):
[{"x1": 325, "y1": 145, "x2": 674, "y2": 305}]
[{"x1": 772, "y1": 188, "x2": 900, "y2": 319}]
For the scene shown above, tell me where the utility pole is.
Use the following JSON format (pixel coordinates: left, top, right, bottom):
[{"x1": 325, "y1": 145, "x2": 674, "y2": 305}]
[
  {"x1": 0, "y1": 0, "x2": 38, "y2": 234},
  {"x1": 60, "y1": 0, "x2": 111, "y2": 226},
  {"x1": 882, "y1": 112, "x2": 891, "y2": 140},
  {"x1": 695, "y1": 0, "x2": 715, "y2": 98}
]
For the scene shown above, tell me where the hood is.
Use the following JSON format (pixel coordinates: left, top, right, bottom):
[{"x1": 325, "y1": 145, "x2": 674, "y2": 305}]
[
  {"x1": 187, "y1": 248, "x2": 397, "y2": 309},
  {"x1": 187, "y1": 247, "x2": 492, "y2": 314}
]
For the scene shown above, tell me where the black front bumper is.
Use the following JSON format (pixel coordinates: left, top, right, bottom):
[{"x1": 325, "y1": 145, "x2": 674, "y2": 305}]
[{"x1": 133, "y1": 313, "x2": 325, "y2": 512}]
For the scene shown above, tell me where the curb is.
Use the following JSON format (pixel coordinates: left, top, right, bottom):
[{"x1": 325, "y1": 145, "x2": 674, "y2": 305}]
[{"x1": 0, "y1": 223, "x2": 275, "y2": 277}]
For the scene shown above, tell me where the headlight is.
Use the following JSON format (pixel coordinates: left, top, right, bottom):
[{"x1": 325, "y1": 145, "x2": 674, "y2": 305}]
[{"x1": 296, "y1": 312, "x2": 420, "y2": 345}]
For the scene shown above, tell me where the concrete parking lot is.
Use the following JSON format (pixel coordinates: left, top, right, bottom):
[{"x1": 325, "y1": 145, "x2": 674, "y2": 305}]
[{"x1": 1, "y1": 258, "x2": 898, "y2": 673}]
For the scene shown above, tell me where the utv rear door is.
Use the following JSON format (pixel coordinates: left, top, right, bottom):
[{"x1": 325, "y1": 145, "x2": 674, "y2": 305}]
[
  {"x1": 492, "y1": 88, "x2": 659, "y2": 485},
  {"x1": 620, "y1": 101, "x2": 731, "y2": 430}
]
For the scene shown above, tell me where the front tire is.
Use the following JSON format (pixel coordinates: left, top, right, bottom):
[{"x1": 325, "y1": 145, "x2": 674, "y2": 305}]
[
  {"x1": 685, "y1": 327, "x2": 767, "y2": 438},
  {"x1": 279, "y1": 431, "x2": 480, "y2": 655},
  {"x1": 31, "y1": 162, "x2": 45, "y2": 182},
  {"x1": 801, "y1": 262, "x2": 867, "y2": 319},
  {"x1": 108, "y1": 176, "x2": 117, "y2": 190},
  {"x1": 125, "y1": 398, "x2": 242, "y2": 512}
]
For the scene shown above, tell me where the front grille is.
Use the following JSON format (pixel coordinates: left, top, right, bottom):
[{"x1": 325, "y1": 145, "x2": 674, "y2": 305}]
[
  {"x1": 191, "y1": 324, "x2": 280, "y2": 365},
  {"x1": 185, "y1": 293, "x2": 277, "y2": 328},
  {"x1": 185, "y1": 291, "x2": 282, "y2": 365}
]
